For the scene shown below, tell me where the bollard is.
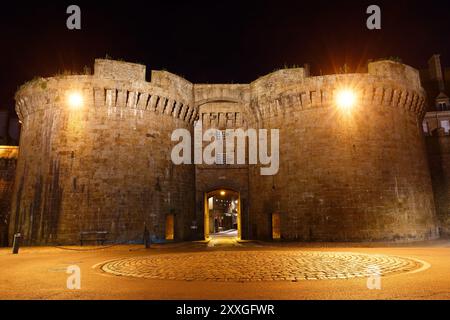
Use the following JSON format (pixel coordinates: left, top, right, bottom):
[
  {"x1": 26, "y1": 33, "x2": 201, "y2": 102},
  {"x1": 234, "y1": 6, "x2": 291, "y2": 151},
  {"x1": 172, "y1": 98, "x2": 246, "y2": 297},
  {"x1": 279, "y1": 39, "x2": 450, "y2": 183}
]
[
  {"x1": 143, "y1": 226, "x2": 150, "y2": 249},
  {"x1": 12, "y1": 233, "x2": 21, "y2": 254}
]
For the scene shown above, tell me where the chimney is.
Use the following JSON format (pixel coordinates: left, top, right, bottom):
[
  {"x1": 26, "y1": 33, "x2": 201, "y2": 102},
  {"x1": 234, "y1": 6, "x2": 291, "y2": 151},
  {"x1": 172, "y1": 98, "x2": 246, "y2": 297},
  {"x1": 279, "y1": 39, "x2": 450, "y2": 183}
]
[
  {"x1": 304, "y1": 64, "x2": 310, "y2": 77},
  {"x1": 0, "y1": 110, "x2": 8, "y2": 142},
  {"x1": 428, "y1": 54, "x2": 445, "y2": 92}
]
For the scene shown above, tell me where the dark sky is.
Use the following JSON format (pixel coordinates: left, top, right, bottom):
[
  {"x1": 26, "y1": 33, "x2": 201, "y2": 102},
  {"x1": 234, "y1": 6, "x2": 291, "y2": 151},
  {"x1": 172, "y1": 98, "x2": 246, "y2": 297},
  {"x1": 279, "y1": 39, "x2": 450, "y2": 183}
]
[{"x1": 1, "y1": 0, "x2": 450, "y2": 115}]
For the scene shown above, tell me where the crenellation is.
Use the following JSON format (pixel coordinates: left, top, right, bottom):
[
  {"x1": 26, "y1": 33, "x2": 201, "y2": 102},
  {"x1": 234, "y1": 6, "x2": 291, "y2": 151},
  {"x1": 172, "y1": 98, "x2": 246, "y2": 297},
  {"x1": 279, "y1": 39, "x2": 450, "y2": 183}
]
[
  {"x1": 405, "y1": 91, "x2": 413, "y2": 110},
  {"x1": 166, "y1": 98, "x2": 174, "y2": 115},
  {"x1": 272, "y1": 100, "x2": 279, "y2": 117},
  {"x1": 147, "y1": 95, "x2": 158, "y2": 111},
  {"x1": 94, "y1": 59, "x2": 146, "y2": 82},
  {"x1": 192, "y1": 108, "x2": 200, "y2": 123},
  {"x1": 368, "y1": 60, "x2": 422, "y2": 89},
  {"x1": 248, "y1": 85, "x2": 425, "y2": 121},
  {"x1": 399, "y1": 90, "x2": 408, "y2": 109},
  {"x1": 126, "y1": 91, "x2": 137, "y2": 109},
  {"x1": 116, "y1": 90, "x2": 127, "y2": 108},
  {"x1": 16, "y1": 78, "x2": 197, "y2": 124},
  {"x1": 385, "y1": 88, "x2": 394, "y2": 106},
  {"x1": 155, "y1": 96, "x2": 165, "y2": 114},
  {"x1": 392, "y1": 89, "x2": 401, "y2": 107},
  {"x1": 163, "y1": 98, "x2": 171, "y2": 115},
  {"x1": 136, "y1": 92, "x2": 148, "y2": 110},
  {"x1": 168, "y1": 99, "x2": 177, "y2": 116},
  {"x1": 181, "y1": 105, "x2": 189, "y2": 121},
  {"x1": 373, "y1": 87, "x2": 383, "y2": 105},
  {"x1": 412, "y1": 94, "x2": 419, "y2": 111},
  {"x1": 174, "y1": 101, "x2": 181, "y2": 118}
]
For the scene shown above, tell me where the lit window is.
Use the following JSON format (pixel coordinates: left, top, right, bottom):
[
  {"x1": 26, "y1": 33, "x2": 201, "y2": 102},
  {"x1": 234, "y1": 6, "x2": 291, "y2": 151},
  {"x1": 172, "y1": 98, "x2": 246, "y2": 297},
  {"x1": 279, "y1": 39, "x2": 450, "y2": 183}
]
[
  {"x1": 216, "y1": 152, "x2": 226, "y2": 165},
  {"x1": 215, "y1": 130, "x2": 231, "y2": 165},
  {"x1": 437, "y1": 102, "x2": 448, "y2": 111},
  {"x1": 441, "y1": 120, "x2": 450, "y2": 133}
]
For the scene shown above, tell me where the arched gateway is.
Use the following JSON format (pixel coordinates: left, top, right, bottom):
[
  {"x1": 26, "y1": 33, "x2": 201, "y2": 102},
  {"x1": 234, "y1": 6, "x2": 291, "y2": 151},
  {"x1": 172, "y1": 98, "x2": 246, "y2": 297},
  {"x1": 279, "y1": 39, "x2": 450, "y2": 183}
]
[{"x1": 203, "y1": 188, "x2": 241, "y2": 240}]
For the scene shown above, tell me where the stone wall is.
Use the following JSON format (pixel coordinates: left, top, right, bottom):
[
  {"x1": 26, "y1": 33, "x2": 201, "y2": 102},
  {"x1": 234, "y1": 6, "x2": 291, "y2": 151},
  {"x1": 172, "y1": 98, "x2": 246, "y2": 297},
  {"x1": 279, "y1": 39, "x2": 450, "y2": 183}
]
[{"x1": 0, "y1": 146, "x2": 18, "y2": 246}]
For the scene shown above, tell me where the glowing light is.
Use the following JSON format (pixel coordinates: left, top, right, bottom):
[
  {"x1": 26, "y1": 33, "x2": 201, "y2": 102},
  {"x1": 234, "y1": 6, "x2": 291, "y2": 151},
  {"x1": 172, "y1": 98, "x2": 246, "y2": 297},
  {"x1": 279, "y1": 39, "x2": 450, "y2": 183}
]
[
  {"x1": 220, "y1": 190, "x2": 226, "y2": 196},
  {"x1": 67, "y1": 92, "x2": 84, "y2": 109},
  {"x1": 336, "y1": 89, "x2": 357, "y2": 112}
]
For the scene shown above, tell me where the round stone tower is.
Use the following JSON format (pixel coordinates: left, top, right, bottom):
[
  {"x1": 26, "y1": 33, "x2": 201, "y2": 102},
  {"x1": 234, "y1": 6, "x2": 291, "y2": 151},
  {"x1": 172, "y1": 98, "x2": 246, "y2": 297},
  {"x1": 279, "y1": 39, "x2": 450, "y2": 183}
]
[
  {"x1": 249, "y1": 61, "x2": 439, "y2": 241},
  {"x1": 10, "y1": 59, "x2": 197, "y2": 245}
]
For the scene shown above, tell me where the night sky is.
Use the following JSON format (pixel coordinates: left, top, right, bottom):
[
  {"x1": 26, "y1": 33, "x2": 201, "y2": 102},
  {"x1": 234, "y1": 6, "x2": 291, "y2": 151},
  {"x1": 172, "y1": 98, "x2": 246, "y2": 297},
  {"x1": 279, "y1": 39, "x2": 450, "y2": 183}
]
[{"x1": 1, "y1": 0, "x2": 450, "y2": 115}]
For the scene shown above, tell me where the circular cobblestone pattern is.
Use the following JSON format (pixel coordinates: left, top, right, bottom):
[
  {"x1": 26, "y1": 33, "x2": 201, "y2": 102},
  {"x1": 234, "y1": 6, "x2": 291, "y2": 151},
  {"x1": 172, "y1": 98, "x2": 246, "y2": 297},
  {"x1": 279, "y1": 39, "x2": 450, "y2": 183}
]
[{"x1": 101, "y1": 251, "x2": 424, "y2": 282}]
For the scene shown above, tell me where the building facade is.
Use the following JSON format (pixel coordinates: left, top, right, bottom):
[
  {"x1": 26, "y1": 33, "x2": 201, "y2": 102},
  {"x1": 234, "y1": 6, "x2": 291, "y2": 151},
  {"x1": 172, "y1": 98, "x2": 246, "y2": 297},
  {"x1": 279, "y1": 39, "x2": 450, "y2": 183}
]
[
  {"x1": 421, "y1": 54, "x2": 450, "y2": 237},
  {"x1": 0, "y1": 146, "x2": 18, "y2": 246},
  {"x1": 1, "y1": 58, "x2": 449, "y2": 245}
]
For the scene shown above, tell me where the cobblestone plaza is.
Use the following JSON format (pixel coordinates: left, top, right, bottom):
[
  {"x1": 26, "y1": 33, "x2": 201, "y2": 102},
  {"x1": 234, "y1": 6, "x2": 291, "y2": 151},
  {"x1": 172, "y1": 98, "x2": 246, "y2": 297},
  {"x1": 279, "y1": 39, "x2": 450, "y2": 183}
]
[
  {"x1": 0, "y1": 238, "x2": 448, "y2": 300},
  {"x1": 100, "y1": 250, "x2": 425, "y2": 282}
]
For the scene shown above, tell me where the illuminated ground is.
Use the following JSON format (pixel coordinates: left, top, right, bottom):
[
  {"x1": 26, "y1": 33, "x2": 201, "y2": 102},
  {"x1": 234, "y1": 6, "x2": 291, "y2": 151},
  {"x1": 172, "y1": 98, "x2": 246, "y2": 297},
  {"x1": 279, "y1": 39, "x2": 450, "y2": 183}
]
[{"x1": 1, "y1": 239, "x2": 449, "y2": 300}]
